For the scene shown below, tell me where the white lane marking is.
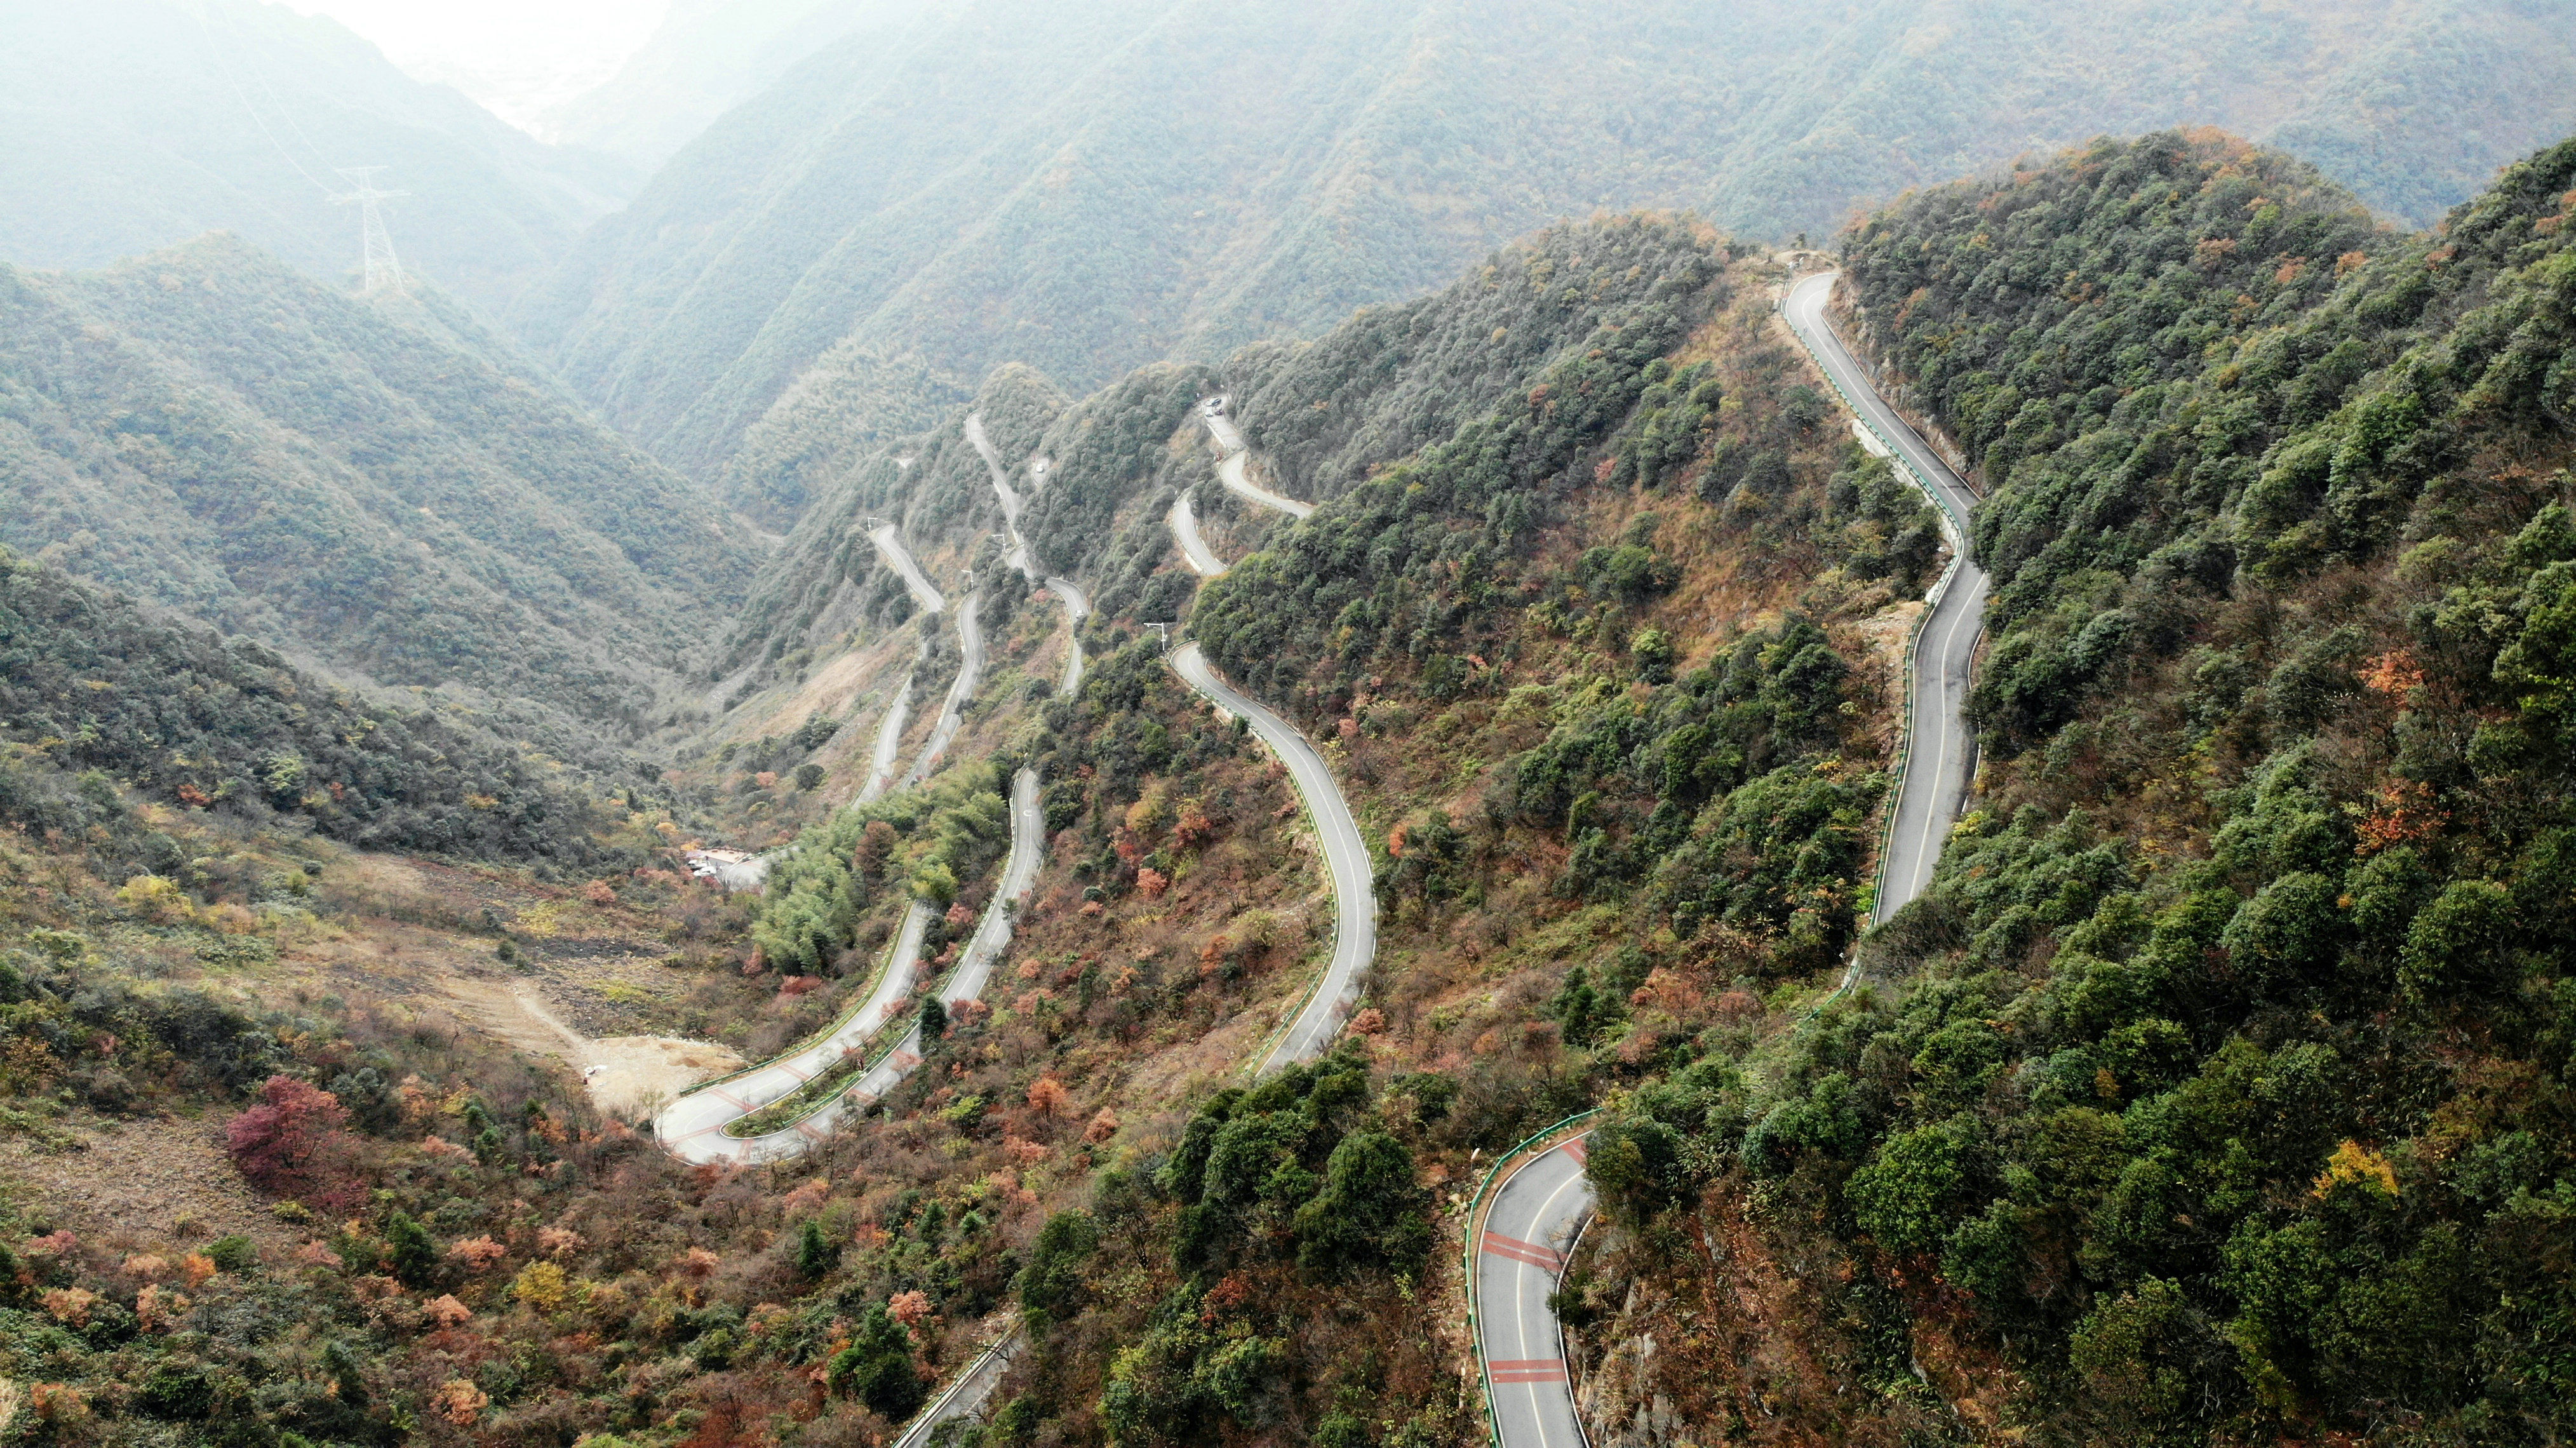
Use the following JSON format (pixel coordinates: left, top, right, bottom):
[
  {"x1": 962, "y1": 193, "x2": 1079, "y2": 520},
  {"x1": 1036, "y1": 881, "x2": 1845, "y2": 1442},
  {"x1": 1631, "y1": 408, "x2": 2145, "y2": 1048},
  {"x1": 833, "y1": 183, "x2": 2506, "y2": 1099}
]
[
  {"x1": 1904, "y1": 587, "x2": 1978, "y2": 908},
  {"x1": 1515, "y1": 1154, "x2": 1592, "y2": 1448},
  {"x1": 1486, "y1": 1143, "x2": 1592, "y2": 1448},
  {"x1": 1786, "y1": 275, "x2": 1981, "y2": 920}
]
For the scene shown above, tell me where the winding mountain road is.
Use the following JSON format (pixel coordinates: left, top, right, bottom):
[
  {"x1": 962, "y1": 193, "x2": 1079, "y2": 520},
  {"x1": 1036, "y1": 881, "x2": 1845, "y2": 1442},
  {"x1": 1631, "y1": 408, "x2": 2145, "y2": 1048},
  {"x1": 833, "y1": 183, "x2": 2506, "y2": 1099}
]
[
  {"x1": 899, "y1": 587, "x2": 985, "y2": 789},
  {"x1": 857, "y1": 674, "x2": 914, "y2": 805},
  {"x1": 869, "y1": 525, "x2": 947, "y2": 615},
  {"x1": 652, "y1": 491, "x2": 1099, "y2": 1438},
  {"x1": 967, "y1": 412, "x2": 1042, "y2": 582},
  {"x1": 652, "y1": 761, "x2": 1045, "y2": 1170},
  {"x1": 1783, "y1": 271, "x2": 1988, "y2": 925},
  {"x1": 1045, "y1": 577, "x2": 1090, "y2": 695},
  {"x1": 1468, "y1": 272, "x2": 1989, "y2": 1448},
  {"x1": 650, "y1": 901, "x2": 934, "y2": 1165},
  {"x1": 1168, "y1": 645, "x2": 1375, "y2": 1070},
  {"x1": 965, "y1": 413, "x2": 1023, "y2": 524},
  {"x1": 1168, "y1": 487, "x2": 1227, "y2": 577},
  {"x1": 1159, "y1": 417, "x2": 1374, "y2": 1071},
  {"x1": 1477, "y1": 1132, "x2": 1595, "y2": 1448},
  {"x1": 882, "y1": 565, "x2": 1097, "y2": 1445},
  {"x1": 1202, "y1": 403, "x2": 1313, "y2": 518}
]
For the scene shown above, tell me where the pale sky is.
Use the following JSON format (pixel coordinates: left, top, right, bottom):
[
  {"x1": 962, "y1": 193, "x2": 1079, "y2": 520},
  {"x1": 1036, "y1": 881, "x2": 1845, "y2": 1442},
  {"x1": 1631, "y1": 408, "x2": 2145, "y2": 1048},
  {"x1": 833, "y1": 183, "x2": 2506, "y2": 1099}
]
[{"x1": 281, "y1": 0, "x2": 673, "y2": 135}]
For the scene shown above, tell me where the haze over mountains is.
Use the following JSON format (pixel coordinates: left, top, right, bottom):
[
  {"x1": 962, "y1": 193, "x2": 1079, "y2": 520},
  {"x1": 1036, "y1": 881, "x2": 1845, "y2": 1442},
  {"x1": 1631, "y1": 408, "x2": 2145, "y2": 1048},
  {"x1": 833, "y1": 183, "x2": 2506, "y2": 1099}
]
[
  {"x1": 13, "y1": 0, "x2": 2572, "y2": 507},
  {"x1": 534, "y1": 0, "x2": 940, "y2": 167},
  {"x1": 0, "y1": 234, "x2": 756, "y2": 732},
  {"x1": 514, "y1": 0, "x2": 2576, "y2": 509},
  {"x1": 0, "y1": 0, "x2": 636, "y2": 314}
]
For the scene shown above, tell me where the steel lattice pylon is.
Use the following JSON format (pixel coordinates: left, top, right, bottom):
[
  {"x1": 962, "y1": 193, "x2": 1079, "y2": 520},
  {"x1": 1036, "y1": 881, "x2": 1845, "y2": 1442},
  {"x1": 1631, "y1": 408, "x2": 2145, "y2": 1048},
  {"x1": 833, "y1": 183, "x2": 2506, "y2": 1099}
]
[{"x1": 331, "y1": 166, "x2": 408, "y2": 293}]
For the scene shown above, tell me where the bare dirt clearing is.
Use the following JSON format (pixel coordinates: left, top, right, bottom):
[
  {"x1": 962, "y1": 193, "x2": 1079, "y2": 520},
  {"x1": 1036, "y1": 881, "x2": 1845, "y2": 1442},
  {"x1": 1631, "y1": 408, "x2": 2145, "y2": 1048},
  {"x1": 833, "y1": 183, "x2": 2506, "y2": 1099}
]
[
  {"x1": 279, "y1": 852, "x2": 742, "y2": 1122},
  {"x1": 0, "y1": 1116, "x2": 293, "y2": 1255}
]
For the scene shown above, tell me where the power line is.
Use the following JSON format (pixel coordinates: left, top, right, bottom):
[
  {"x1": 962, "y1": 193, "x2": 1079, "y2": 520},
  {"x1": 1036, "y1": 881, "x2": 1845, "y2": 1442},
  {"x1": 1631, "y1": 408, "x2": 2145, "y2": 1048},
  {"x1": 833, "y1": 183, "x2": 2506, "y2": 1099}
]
[
  {"x1": 241, "y1": 17, "x2": 341, "y2": 181},
  {"x1": 191, "y1": 0, "x2": 335, "y2": 198},
  {"x1": 191, "y1": 1, "x2": 415, "y2": 294}
]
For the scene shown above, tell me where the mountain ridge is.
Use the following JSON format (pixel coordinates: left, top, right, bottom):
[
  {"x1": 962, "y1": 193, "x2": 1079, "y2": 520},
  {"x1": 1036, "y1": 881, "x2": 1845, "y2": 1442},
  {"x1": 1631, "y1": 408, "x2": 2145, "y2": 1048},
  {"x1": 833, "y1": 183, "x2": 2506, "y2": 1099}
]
[
  {"x1": 0, "y1": 232, "x2": 759, "y2": 735},
  {"x1": 521, "y1": 0, "x2": 2576, "y2": 508}
]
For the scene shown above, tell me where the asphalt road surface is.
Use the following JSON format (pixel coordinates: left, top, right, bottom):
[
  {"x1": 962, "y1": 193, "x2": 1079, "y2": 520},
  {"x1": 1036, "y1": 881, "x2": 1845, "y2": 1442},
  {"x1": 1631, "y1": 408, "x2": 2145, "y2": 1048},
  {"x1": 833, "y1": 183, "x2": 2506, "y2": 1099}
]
[
  {"x1": 836, "y1": 765, "x2": 1043, "y2": 1111},
  {"x1": 1782, "y1": 271, "x2": 1989, "y2": 923},
  {"x1": 965, "y1": 412, "x2": 1023, "y2": 525},
  {"x1": 1467, "y1": 277, "x2": 1993, "y2": 1448},
  {"x1": 652, "y1": 767, "x2": 1044, "y2": 1166},
  {"x1": 1045, "y1": 577, "x2": 1090, "y2": 695},
  {"x1": 967, "y1": 412, "x2": 1044, "y2": 581},
  {"x1": 1167, "y1": 643, "x2": 1376, "y2": 1070},
  {"x1": 650, "y1": 901, "x2": 933, "y2": 1165},
  {"x1": 899, "y1": 588, "x2": 984, "y2": 789},
  {"x1": 1477, "y1": 1132, "x2": 1595, "y2": 1448},
  {"x1": 869, "y1": 524, "x2": 948, "y2": 615},
  {"x1": 857, "y1": 673, "x2": 914, "y2": 805},
  {"x1": 1168, "y1": 487, "x2": 1227, "y2": 577},
  {"x1": 1202, "y1": 403, "x2": 1313, "y2": 518}
]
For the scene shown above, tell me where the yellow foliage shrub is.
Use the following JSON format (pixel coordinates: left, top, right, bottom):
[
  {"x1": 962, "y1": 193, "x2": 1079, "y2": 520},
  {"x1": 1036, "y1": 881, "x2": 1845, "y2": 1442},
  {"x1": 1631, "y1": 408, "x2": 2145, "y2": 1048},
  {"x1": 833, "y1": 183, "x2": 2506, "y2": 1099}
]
[
  {"x1": 513, "y1": 1260, "x2": 570, "y2": 1313},
  {"x1": 2312, "y1": 1139, "x2": 2399, "y2": 1199}
]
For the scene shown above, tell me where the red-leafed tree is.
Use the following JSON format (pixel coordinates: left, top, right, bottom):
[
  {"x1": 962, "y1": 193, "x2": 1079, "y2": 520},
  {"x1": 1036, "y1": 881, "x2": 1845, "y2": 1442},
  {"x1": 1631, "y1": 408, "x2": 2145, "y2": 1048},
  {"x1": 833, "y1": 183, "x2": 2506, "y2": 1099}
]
[{"x1": 225, "y1": 1076, "x2": 354, "y2": 1204}]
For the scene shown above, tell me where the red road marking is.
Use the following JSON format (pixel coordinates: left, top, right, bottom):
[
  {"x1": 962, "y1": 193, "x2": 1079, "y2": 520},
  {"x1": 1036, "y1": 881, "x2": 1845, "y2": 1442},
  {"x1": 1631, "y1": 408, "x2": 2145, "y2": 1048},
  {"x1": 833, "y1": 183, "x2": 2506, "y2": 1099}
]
[
  {"x1": 1490, "y1": 1364, "x2": 1569, "y2": 1383},
  {"x1": 1559, "y1": 1136, "x2": 1587, "y2": 1165},
  {"x1": 1480, "y1": 1231, "x2": 1564, "y2": 1271}
]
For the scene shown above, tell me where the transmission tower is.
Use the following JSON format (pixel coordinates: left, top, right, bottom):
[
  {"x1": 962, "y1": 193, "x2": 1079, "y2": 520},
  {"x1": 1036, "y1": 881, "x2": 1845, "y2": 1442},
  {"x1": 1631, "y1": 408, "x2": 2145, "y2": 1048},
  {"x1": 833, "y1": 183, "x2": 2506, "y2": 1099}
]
[{"x1": 331, "y1": 167, "x2": 408, "y2": 293}]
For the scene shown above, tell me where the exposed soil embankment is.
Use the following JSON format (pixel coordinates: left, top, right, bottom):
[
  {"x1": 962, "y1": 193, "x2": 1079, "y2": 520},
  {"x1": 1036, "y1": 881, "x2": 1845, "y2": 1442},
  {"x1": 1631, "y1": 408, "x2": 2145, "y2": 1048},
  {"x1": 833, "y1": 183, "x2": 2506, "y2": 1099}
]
[{"x1": 1567, "y1": 1179, "x2": 1990, "y2": 1446}]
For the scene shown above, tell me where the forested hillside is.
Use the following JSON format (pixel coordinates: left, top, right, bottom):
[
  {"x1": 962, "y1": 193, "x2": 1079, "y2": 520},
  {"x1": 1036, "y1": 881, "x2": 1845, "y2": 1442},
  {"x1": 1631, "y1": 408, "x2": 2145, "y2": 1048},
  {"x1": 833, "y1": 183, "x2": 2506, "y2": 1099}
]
[
  {"x1": 1569, "y1": 131, "x2": 2576, "y2": 1444},
  {"x1": 0, "y1": 0, "x2": 634, "y2": 314},
  {"x1": 652, "y1": 218, "x2": 1973, "y2": 1448},
  {"x1": 720, "y1": 220, "x2": 1724, "y2": 680},
  {"x1": 9, "y1": 1, "x2": 2576, "y2": 1429},
  {"x1": 0, "y1": 234, "x2": 760, "y2": 733},
  {"x1": 520, "y1": 0, "x2": 2576, "y2": 504},
  {"x1": 0, "y1": 549, "x2": 612, "y2": 866}
]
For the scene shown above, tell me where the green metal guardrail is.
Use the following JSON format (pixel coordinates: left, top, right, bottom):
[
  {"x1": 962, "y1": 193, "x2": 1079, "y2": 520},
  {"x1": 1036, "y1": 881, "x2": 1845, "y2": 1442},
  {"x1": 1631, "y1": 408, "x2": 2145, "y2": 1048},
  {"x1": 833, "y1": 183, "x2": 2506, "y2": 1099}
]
[{"x1": 1459, "y1": 1108, "x2": 1602, "y2": 1448}]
